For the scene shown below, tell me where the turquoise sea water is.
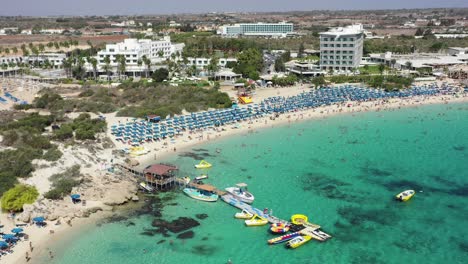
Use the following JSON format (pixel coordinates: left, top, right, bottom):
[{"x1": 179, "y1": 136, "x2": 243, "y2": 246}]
[{"x1": 45, "y1": 103, "x2": 468, "y2": 264}]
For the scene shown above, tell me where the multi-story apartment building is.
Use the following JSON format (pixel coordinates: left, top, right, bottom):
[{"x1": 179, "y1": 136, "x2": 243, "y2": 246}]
[
  {"x1": 319, "y1": 24, "x2": 364, "y2": 72},
  {"x1": 218, "y1": 22, "x2": 294, "y2": 38}
]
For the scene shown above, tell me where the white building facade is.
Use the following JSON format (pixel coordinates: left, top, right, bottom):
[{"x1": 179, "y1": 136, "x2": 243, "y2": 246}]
[
  {"x1": 320, "y1": 24, "x2": 364, "y2": 72},
  {"x1": 186, "y1": 57, "x2": 237, "y2": 69},
  {"x1": 92, "y1": 37, "x2": 184, "y2": 75},
  {"x1": 218, "y1": 22, "x2": 294, "y2": 38}
]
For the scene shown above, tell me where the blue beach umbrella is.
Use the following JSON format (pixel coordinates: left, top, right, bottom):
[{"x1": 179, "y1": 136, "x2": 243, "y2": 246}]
[
  {"x1": 11, "y1": 228, "x2": 23, "y2": 234},
  {"x1": 71, "y1": 194, "x2": 81, "y2": 200},
  {"x1": 2, "y1": 234, "x2": 15, "y2": 240},
  {"x1": 0, "y1": 241, "x2": 8, "y2": 249},
  {"x1": 33, "y1": 216, "x2": 45, "y2": 223}
]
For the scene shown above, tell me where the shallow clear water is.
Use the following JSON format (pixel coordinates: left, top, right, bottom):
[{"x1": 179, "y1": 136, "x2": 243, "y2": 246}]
[{"x1": 46, "y1": 103, "x2": 468, "y2": 264}]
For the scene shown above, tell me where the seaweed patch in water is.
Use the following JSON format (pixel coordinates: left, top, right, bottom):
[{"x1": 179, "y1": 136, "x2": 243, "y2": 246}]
[
  {"x1": 337, "y1": 206, "x2": 396, "y2": 226},
  {"x1": 301, "y1": 172, "x2": 358, "y2": 201},
  {"x1": 450, "y1": 184, "x2": 468, "y2": 197},
  {"x1": 191, "y1": 245, "x2": 217, "y2": 256},
  {"x1": 381, "y1": 180, "x2": 426, "y2": 192},
  {"x1": 125, "y1": 221, "x2": 135, "y2": 227},
  {"x1": 458, "y1": 240, "x2": 468, "y2": 252},
  {"x1": 195, "y1": 213, "x2": 208, "y2": 220},
  {"x1": 361, "y1": 166, "x2": 392, "y2": 177},
  {"x1": 178, "y1": 152, "x2": 207, "y2": 160},
  {"x1": 177, "y1": 230, "x2": 194, "y2": 239},
  {"x1": 453, "y1": 145, "x2": 466, "y2": 152},
  {"x1": 192, "y1": 148, "x2": 209, "y2": 152}
]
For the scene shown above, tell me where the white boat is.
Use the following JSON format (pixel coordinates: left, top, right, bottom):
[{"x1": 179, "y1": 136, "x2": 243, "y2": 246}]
[
  {"x1": 139, "y1": 182, "x2": 154, "y2": 192},
  {"x1": 183, "y1": 187, "x2": 218, "y2": 202},
  {"x1": 195, "y1": 174, "x2": 208, "y2": 181},
  {"x1": 225, "y1": 183, "x2": 254, "y2": 204}
]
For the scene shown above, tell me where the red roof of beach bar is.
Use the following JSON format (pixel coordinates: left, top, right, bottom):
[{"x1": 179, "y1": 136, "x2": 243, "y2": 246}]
[{"x1": 143, "y1": 164, "x2": 177, "y2": 175}]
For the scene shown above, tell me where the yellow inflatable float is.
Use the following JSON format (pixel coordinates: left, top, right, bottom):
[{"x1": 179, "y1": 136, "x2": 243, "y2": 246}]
[{"x1": 291, "y1": 214, "x2": 308, "y2": 225}]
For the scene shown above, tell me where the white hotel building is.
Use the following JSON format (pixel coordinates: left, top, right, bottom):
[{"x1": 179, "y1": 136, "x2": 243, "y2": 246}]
[
  {"x1": 319, "y1": 24, "x2": 364, "y2": 72},
  {"x1": 186, "y1": 57, "x2": 237, "y2": 69},
  {"x1": 91, "y1": 37, "x2": 184, "y2": 76},
  {"x1": 218, "y1": 22, "x2": 294, "y2": 38}
]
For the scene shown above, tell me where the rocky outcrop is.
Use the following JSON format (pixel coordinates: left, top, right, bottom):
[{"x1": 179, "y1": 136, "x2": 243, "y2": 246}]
[{"x1": 16, "y1": 172, "x2": 138, "y2": 224}]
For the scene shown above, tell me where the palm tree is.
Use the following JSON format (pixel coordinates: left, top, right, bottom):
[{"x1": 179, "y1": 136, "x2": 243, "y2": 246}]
[
  {"x1": 378, "y1": 63, "x2": 385, "y2": 75},
  {"x1": 116, "y1": 55, "x2": 126, "y2": 80},
  {"x1": 8, "y1": 61, "x2": 16, "y2": 77},
  {"x1": 12, "y1": 47, "x2": 18, "y2": 54},
  {"x1": 88, "y1": 57, "x2": 98, "y2": 80},
  {"x1": 62, "y1": 57, "x2": 73, "y2": 78},
  {"x1": 142, "y1": 55, "x2": 151, "y2": 78},
  {"x1": 207, "y1": 55, "x2": 220, "y2": 78},
  {"x1": 103, "y1": 55, "x2": 112, "y2": 81},
  {"x1": 1, "y1": 63, "x2": 8, "y2": 77},
  {"x1": 405, "y1": 61, "x2": 413, "y2": 71}
]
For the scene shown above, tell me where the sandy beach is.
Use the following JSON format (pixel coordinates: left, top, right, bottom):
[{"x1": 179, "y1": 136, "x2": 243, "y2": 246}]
[
  {"x1": 107, "y1": 87, "x2": 468, "y2": 168},
  {"x1": 1, "y1": 83, "x2": 467, "y2": 264}
]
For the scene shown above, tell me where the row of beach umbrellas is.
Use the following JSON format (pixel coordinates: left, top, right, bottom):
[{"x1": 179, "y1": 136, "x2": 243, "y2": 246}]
[
  {"x1": 111, "y1": 106, "x2": 265, "y2": 145},
  {"x1": 110, "y1": 84, "x2": 461, "y2": 145}
]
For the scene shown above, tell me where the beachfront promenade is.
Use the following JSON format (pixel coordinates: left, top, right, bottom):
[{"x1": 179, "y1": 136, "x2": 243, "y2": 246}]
[{"x1": 110, "y1": 83, "x2": 462, "y2": 146}]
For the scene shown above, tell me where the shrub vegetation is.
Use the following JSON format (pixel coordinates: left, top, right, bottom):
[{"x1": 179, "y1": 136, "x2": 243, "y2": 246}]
[{"x1": 1, "y1": 184, "x2": 39, "y2": 212}]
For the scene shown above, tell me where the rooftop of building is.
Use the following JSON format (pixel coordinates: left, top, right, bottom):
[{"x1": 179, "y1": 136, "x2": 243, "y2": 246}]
[
  {"x1": 320, "y1": 24, "x2": 364, "y2": 36},
  {"x1": 448, "y1": 47, "x2": 468, "y2": 51},
  {"x1": 143, "y1": 164, "x2": 178, "y2": 175}
]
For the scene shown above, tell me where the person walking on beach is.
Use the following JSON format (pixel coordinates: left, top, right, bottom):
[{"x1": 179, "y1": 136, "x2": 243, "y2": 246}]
[{"x1": 29, "y1": 241, "x2": 33, "y2": 252}]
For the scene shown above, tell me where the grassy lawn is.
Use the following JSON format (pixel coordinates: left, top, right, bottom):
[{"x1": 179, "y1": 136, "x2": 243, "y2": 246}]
[{"x1": 359, "y1": 65, "x2": 385, "y2": 74}]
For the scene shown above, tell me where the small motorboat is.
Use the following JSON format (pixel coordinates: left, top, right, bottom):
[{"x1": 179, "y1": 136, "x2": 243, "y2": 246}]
[
  {"x1": 183, "y1": 187, "x2": 218, "y2": 202},
  {"x1": 195, "y1": 174, "x2": 208, "y2": 181},
  {"x1": 286, "y1": 235, "x2": 312, "y2": 249},
  {"x1": 139, "y1": 182, "x2": 154, "y2": 192},
  {"x1": 235, "y1": 209, "x2": 254, "y2": 219},
  {"x1": 270, "y1": 223, "x2": 290, "y2": 234},
  {"x1": 195, "y1": 160, "x2": 212, "y2": 169},
  {"x1": 225, "y1": 183, "x2": 254, "y2": 204},
  {"x1": 182, "y1": 177, "x2": 191, "y2": 184},
  {"x1": 245, "y1": 214, "x2": 268, "y2": 226},
  {"x1": 395, "y1": 190, "x2": 415, "y2": 202}
]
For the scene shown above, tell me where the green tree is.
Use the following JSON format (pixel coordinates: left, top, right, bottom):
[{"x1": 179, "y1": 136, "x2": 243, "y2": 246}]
[
  {"x1": 207, "y1": 55, "x2": 220, "y2": 77},
  {"x1": 142, "y1": 55, "x2": 151, "y2": 78},
  {"x1": 115, "y1": 54, "x2": 126, "y2": 79},
  {"x1": 103, "y1": 55, "x2": 112, "y2": 80},
  {"x1": 274, "y1": 57, "x2": 285, "y2": 72},
  {"x1": 234, "y1": 48, "x2": 263, "y2": 80},
  {"x1": 378, "y1": 64, "x2": 385, "y2": 75},
  {"x1": 1, "y1": 184, "x2": 39, "y2": 211},
  {"x1": 152, "y1": 68, "x2": 169, "y2": 82},
  {"x1": 405, "y1": 61, "x2": 413, "y2": 70},
  {"x1": 311, "y1": 75, "x2": 326, "y2": 88},
  {"x1": 298, "y1": 42, "x2": 305, "y2": 58},
  {"x1": 88, "y1": 57, "x2": 98, "y2": 80}
]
